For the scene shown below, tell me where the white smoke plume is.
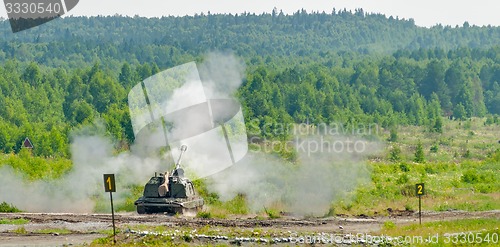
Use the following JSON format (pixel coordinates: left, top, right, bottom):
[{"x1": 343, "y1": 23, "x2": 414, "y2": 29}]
[
  {"x1": 0, "y1": 123, "x2": 163, "y2": 213},
  {"x1": 129, "y1": 51, "x2": 247, "y2": 178},
  {"x1": 0, "y1": 52, "x2": 247, "y2": 213},
  {"x1": 0, "y1": 51, "x2": 381, "y2": 216},
  {"x1": 0, "y1": 140, "x2": 155, "y2": 212},
  {"x1": 207, "y1": 134, "x2": 381, "y2": 216}
]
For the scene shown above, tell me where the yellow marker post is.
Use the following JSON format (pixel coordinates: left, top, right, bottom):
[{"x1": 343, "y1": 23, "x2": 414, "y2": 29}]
[
  {"x1": 103, "y1": 174, "x2": 116, "y2": 244},
  {"x1": 415, "y1": 183, "x2": 425, "y2": 225}
]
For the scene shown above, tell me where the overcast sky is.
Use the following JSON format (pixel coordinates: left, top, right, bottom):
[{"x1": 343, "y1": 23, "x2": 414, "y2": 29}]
[{"x1": 1, "y1": 0, "x2": 499, "y2": 27}]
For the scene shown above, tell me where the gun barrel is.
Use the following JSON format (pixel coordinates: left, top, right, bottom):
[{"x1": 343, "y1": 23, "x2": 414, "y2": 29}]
[{"x1": 175, "y1": 145, "x2": 188, "y2": 169}]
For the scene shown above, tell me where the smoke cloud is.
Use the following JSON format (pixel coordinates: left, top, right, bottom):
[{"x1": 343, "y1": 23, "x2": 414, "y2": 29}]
[
  {"x1": 0, "y1": 130, "x2": 163, "y2": 212},
  {"x1": 207, "y1": 134, "x2": 381, "y2": 216},
  {"x1": 129, "y1": 51, "x2": 248, "y2": 178},
  {"x1": 0, "y1": 52, "x2": 247, "y2": 213},
  {"x1": 0, "y1": 52, "x2": 381, "y2": 216}
]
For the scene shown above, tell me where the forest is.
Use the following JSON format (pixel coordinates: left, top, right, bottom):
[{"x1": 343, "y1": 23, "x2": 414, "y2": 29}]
[{"x1": 0, "y1": 10, "x2": 499, "y2": 158}]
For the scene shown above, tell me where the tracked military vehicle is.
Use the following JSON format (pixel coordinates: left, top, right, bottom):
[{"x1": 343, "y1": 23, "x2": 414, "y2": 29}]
[{"x1": 135, "y1": 145, "x2": 204, "y2": 214}]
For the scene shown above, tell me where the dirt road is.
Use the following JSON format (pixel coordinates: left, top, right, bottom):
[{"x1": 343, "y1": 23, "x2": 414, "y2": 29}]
[{"x1": 0, "y1": 210, "x2": 498, "y2": 246}]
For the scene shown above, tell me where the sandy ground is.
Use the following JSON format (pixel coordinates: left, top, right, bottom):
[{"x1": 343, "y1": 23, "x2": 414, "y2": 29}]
[{"x1": 0, "y1": 210, "x2": 498, "y2": 246}]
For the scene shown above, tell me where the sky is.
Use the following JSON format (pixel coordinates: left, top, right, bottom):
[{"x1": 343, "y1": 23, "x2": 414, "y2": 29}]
[{"x1": 1, "y1": 0, "x2": 499, "y2": 27}]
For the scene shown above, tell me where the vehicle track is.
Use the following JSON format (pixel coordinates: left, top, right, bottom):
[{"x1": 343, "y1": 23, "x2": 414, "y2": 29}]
[
  {"x1": 0, "y1": 210, "x2": 498, "y2": 246},
  {"x1": 1, "y1": 210, "x2": 498, "y2": 227}
]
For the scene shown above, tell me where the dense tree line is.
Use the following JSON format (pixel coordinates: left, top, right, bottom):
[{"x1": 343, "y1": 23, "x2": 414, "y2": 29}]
[
  {"x1": 0, "y1": 45, "x2": 499, "y2": 156},
  {"x1": 0, "y1": 11, "x2": 499, "y2": 68},
  {"x1": 242, "y1": 46, "x2": 500, "y2": 138},
  {"x1": 0, "y1": 14, "x2": 499, "y2": 157}
]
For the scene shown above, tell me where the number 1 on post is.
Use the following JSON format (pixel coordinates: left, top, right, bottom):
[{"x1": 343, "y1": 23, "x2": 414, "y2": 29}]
[{"x1": 103, "y1": 174, "x2": 116, "y2": 192}]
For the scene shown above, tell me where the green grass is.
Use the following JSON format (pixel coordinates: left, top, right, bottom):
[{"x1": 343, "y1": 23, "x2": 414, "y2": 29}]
[
  {"x1": 34, "y1": 228, "x2": 73, "y2": 234},
  {"x1": 195, "y1": 118, "x2": 500, "y2": 217},
  {"x1": 381, "y1": 218, "x2": 500, "y2": 236},
  {"x1": 0, "y1": 218, "x2": 29, "y2": 225},
  {"x1": 0, "y1": 149, "x2": 72, "y2": 181},
  {"x1": 92, "y1": 235, "x2": 183, "y2": 247},
  {"x1": 1, "y1": 118, "x2": 498, "y2": 217},
  {"x1": 330, "y1": 156, "x2": 499, "y2": 216},
  {"x1": 92, "y1": 224, "x2": 296, "y2": 246},
  {"x1": 194, "y1": 193, "x2": 250, "y2": 219},
  {"x1": 196, "y1": 210, "x2": 212, "y2": 219},
  {"x1": 263, "y1": 207, "x2": 281, "y2": 219},
  {"x1": 382, "y1": 118, "x2": 500, "y2": 164},
  {"x1": 89, "y1": 219, "x2": 500, "y2": 247},
  {"x1": 12, "y1": 227, "x2": 28, "y2": 234},
  {"x1": 378, "y1": 218, "x2": 500, "y2": 246},
  {"x1": 114, "y1": 184, "x2": 143, "y2": 212}
]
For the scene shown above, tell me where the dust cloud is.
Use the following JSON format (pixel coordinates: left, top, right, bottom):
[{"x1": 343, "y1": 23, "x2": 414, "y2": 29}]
[
  {"x1": 207, "y1": 134, "x2": 381, "y2": 216},
  {"x1": 0, "y1": 52, "x2": 246, "y2": 213},
  {"x1": 0, "y1": 52, "x2": 381, "y2": 216},
  {"x1": 0, "y1": 125, "x2": 163, "y2": 213}
]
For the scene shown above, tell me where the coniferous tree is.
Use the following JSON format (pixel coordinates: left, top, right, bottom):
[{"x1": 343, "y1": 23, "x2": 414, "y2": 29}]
[
  {"x1": 414, "y1": 141, "x2": 425, "y2": 163},
  {"x1": 389, "y1": 145, "x2": 402, "y2": 162}
]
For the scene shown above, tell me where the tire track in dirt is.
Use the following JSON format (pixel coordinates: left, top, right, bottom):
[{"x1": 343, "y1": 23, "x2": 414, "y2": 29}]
[{"x1": 0, "y1": 210, "x2": 498, "y2": 246}]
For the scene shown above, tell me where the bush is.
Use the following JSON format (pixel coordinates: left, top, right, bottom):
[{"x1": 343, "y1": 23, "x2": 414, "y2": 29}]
[
  {"x1": 182, "y1": 234, "x2": 193, "y2": 242},
  {"x1": 264, "y1": 207, "x2": 281, "y2": 219},
  {"x1": 192, "y1": 179, "x2": 220, "y2": 204},
  {"x1": 432, "y1": 116, "x2": 443, "y2": 133},
  {"x1": 0, "y1": 202, "x2": 21, "y2": 213},
  {"x1": 461, "y1": 169, "x2": 479, "y2": 184},
  {"x1": 489, "y1": 149, "x2": 500, "y2": 162},
  {"x1": 414, "y1": 141, "x2": 425, "y2": 163},
  {"x1": 13, "y1": 227, "x2": 28, "y2": 234},
  {"x1": 388, "y1": 128, "x2": 398, "y2": 142},
  {"x1": 430, "y1": 144, "x2": 439, "y2": 153},
  {"x1": 389, "y1": 146, "x2": 402, "y2": 162},
  {"x1": 475, "y1": 184, "x2": 494, "y2": 193},
  {"x1": 223, "y1": 194, "x2": 248, "y2": 214},
  {"x1": 399, "y1": 163, "x2": 410, "y2": 172},
  {"x1": 479, "y1": 170, "x2": 496, "y2": 184},
  {"x1": 424, "y1": 164, "x2": 437, "y2": 174},
  {"x1": 196, "y1": 211, "x2": 212, "y2": 219},
  {"x1": 463, "y1": 149, "x2": 471, "y2": 158},
  {"x1": 485, "y1": 116, "x2": 494, "y2": 125},
  {"x1": 396, "y1": 174, "x2": 409, "y2": 185},
  {"x1": 400, "y1": 184, "x2": 414, "y2": 196}
]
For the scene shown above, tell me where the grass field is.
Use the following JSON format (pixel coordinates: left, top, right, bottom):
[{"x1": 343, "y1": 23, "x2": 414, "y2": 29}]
[
  {"x1": 201, "y1": 118, "x2": 500, "y2": 218},
  {"x1": 0, "y1": 118, "x2": 498, "y2": 218},
  {"x1": 379, "y1": 218, "x2": 500, "y2": 246},
  {"x1": 341, "y1": 118, "x2": 500, "y2": 216},
  {"x1": 386, "y1": 118, "x2": 500, "y2": 163},
  {"x1": 0, "y1": 118, "x2": 498, "y2": 246}
]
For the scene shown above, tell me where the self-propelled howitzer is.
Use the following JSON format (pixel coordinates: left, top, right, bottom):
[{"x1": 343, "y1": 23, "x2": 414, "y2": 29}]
[{"x1": 134, "y1": 145, "x2": 204, "y2": 214}]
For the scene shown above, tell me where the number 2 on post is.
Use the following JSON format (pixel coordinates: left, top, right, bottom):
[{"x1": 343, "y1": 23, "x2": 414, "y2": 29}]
[{"x1": 416, "y1": 183, "x2": 425, "y2": 196}]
